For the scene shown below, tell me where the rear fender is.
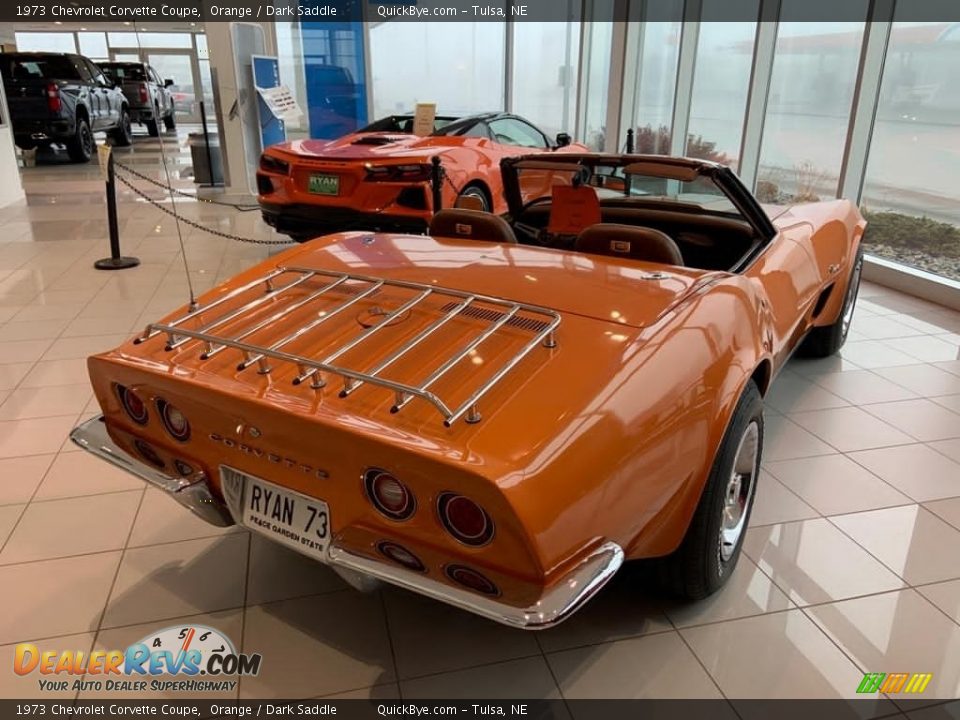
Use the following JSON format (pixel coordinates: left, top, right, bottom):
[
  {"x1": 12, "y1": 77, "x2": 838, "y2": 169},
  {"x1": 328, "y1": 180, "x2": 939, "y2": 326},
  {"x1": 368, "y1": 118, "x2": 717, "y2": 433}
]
[{"x1": 617, "y1": 277, "x2": 771, "y2": 559}]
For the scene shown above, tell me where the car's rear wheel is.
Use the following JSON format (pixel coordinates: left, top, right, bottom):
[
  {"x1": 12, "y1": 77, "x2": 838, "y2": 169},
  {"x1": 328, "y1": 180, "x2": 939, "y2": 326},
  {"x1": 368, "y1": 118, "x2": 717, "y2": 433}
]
[
  {"x1": 66, "y1": 117, "x2": 94, "y2": 163},
  {"x1": 657, "y1": 379, "x2": 763, "y2": 600},
  {"x1": 110, "y1": 109, "x2": 133, "y2": 147},
  {"x1": 798, "y1": 244, "x2": 864, "y2": 358},
  {"x1": 164, "y1": 105, "x2": 176, "y2": 131},
  {"x1": 457, "y1": 184, "x2": 490, "y2": 212},
  {"x1": 145, "y1": 117, "x2": 160, "y2": 137}
]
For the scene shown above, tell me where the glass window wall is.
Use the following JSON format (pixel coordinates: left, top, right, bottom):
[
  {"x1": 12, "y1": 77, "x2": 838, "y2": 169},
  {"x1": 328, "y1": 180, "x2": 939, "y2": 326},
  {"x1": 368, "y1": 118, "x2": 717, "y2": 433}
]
[
  {"x1": 861, "y1": 20, "x2": 960, "y2": 281},
  {"x1": 755, "y1": 4, "x2": 869, "y2": 202}
]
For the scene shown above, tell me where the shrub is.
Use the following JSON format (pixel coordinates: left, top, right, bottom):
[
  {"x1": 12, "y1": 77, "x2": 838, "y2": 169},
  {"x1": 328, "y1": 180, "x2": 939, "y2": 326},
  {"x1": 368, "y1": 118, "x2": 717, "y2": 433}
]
[
  {"x1": 863, "y1": 210, "x2": 960, "y2": 259},
  {"x1": 632, "y1": 125, "x2": 731, "y2": 164}
]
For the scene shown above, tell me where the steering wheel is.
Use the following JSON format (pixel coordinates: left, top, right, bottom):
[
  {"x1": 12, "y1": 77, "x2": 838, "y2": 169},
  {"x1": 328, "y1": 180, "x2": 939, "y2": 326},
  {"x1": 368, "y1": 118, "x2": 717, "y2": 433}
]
[{"x1": 511, "y1": 197, "x2": 553, "y2": 245}]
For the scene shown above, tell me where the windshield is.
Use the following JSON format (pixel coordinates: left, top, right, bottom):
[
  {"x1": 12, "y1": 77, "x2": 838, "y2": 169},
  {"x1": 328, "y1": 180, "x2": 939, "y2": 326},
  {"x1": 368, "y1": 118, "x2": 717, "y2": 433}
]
[
  {"x1": 516, "y1": 163, "x2": 739, "y2": 215},
  {"x1": 100, "y1": 64, "x2": 146, "y2": 81},
  {"x1": 0, "y1": 55, "x2": 81, "y2": 81}
]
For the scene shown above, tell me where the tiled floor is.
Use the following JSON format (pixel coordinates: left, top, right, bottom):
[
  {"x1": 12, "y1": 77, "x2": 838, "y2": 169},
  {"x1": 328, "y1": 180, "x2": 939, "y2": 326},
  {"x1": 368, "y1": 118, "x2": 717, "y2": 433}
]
[{"x1": 1, "y1": 130, "x2": 960, "y2": 712}]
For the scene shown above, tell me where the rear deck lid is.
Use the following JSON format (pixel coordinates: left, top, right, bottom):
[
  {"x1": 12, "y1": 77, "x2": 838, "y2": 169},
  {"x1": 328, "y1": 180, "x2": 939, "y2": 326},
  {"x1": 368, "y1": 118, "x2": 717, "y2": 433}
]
[{"x1": 285, "y1": 232, "x2": 720, "y2": 330}]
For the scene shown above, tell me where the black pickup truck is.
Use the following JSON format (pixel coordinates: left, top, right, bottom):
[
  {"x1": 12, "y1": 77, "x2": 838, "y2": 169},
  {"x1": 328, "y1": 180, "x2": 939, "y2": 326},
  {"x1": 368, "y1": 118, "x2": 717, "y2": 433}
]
[{"x1": 1, "y1": 52, "x2": 133, "y2": 163}]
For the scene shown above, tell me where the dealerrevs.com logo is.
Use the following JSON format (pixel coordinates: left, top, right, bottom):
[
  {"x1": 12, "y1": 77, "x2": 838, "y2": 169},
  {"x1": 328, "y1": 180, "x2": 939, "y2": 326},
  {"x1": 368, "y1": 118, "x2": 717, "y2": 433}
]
[{"x1": 14, "y1": 625, "x2": 262, "y2": 693}]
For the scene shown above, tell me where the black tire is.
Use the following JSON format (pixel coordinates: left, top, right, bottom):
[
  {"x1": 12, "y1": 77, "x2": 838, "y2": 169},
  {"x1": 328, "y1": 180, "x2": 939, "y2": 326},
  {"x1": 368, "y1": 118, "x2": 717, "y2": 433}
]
[
  {"x1": 797, "y1": 244, "x2": 865, "y2": 358},
  {"x1": 457, "y1": 184, "x2": 491, "y2": 212},
  {"x1": 164, "y1": 104, "x2": 176, "y2": 131},
  {"x1": 145, "y1": 118, "x2": 160, "y2": 137},
  {"x1": 66, "y1": 117, "x2": 94, "y2": 163},
  {"x1": 657, "y1": 380, "x2": 764, "y2": 600},
  {"x1": 110, "y1": 109, "x2": 133, "y2": 147}
]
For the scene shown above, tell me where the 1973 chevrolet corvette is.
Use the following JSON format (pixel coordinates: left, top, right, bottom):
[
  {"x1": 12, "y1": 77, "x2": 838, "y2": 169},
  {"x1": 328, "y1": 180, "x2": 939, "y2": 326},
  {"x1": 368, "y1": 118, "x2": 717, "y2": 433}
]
[{"x1": 71, "y1": 153, "x2": 865, "y2": 629}]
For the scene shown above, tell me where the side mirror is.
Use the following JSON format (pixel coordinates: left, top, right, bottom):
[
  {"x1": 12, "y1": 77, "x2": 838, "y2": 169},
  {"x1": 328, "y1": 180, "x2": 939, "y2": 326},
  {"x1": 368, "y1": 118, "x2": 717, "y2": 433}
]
[
  {"x1": 555, "y1": 132, "x2": 572, "y2": 148},
  {"x1": 164, "y1": 79, "x2": 175, "y2": 87}
]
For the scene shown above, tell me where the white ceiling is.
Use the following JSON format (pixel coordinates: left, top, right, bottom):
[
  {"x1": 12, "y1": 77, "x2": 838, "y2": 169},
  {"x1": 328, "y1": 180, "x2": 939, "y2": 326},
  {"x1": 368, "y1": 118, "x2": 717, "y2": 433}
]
[{"x1": 12, "y1": 21, "x2": 204, "y2": 33}]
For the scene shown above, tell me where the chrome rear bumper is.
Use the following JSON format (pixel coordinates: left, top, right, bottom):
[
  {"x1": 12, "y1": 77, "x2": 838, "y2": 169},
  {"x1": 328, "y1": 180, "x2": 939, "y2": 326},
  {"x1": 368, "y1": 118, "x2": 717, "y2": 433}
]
[
  {"x1": 69, "y1": 415, "x2": 234, "y2": 527},
  {"x1": 70, "y1": 415, "x2": 624, "y2": 629}
]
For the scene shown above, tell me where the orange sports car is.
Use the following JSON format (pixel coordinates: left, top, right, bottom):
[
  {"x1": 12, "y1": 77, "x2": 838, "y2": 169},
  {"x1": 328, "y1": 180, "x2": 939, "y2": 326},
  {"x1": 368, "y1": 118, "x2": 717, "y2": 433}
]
[
  {"x1": 72, "y1": 153, "x2": 864, "y2": 629},
  {"x1": 256, "y1": 112, "x2": 586, "y2": 241}
]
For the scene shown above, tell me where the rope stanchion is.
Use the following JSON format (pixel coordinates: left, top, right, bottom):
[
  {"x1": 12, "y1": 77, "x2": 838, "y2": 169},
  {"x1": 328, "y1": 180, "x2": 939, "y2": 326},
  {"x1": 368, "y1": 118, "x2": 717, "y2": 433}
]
[
  {"x1": 115, "y1": 173, "x2": 294, "y2": 246},
  {"x1": 94, "y1": 147, "x2": 140, "y2": 270}
]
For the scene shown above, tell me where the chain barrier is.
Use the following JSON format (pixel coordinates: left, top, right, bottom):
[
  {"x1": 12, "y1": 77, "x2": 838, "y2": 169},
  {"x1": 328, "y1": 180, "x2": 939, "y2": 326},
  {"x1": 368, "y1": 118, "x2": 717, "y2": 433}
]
[
  {"x1": 113, "y1": 160, "x2": 261, "y2": 211},
  {"x1": 114, "y1": 173, "x2": 294, "y2": 246}
]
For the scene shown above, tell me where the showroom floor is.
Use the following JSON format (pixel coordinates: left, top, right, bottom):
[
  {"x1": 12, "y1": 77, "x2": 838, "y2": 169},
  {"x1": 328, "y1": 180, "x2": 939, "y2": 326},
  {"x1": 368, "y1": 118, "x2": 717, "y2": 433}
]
[{"x1": 0, "y1": 130, "x2": 959, "y2": 713}]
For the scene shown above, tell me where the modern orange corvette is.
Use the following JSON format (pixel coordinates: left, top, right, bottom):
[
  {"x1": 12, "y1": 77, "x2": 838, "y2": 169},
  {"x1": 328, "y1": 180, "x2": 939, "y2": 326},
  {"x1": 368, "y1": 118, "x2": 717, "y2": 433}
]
[
  {"x1": 72, "y1": 153, "x2": 864, "y2": 629},
  {"x1": 256, "y1": 112, "x2": 586, "y2": 241}
]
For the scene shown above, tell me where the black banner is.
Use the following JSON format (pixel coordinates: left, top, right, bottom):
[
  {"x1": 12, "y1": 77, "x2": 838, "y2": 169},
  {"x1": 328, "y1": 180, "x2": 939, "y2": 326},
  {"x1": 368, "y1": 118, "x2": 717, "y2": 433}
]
[
  {"x1": 4, "y1": 0, "x2": 960, "y2": 23},
  {"x1": 1, "y1": 700, "x2": 959, "y2": 719}
]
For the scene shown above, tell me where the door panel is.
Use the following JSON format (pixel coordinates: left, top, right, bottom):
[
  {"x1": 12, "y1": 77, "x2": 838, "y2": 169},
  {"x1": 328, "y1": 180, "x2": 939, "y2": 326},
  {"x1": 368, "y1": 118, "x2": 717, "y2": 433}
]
[{"x1": 745, "y1": 228, "x2": 822, "y2": 367}]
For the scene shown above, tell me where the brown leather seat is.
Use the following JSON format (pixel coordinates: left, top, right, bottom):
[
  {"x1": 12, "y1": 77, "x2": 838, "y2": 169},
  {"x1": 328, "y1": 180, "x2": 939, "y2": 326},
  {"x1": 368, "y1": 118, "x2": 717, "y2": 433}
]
[
  {"x1": 575, "y1": 223, "x2": 684, "y2": 266},
  {"x1": 429, "y1": 209, "x2": 518, "y2": 244}
]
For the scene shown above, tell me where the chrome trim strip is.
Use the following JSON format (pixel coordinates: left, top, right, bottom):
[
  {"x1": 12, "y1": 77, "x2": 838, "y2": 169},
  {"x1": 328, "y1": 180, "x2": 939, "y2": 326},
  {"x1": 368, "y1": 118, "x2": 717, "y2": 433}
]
[
  {"x1": 327, "y1": 541, "x2": 624, "y2": 630},
  {"x1": 69, "y1": 416, "x2": 234, "y2": 527}
]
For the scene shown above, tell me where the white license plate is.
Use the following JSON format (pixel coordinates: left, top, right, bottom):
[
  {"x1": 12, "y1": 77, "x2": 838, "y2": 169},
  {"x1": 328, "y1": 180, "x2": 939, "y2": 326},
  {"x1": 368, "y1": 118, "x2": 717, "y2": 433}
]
[{"x1": 227, "y1": 468, "x2": 330, "y2": 561}]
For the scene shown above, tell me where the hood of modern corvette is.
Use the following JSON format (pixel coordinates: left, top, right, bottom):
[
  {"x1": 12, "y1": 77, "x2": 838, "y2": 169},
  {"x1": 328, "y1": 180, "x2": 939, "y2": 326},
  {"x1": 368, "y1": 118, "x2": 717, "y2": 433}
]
[
  {"x1": 271, "y1": 133, "x2": 489, "y2": 161},
  {"x1": 283, "y1": 232, "x2": 723, "y2": 330}
]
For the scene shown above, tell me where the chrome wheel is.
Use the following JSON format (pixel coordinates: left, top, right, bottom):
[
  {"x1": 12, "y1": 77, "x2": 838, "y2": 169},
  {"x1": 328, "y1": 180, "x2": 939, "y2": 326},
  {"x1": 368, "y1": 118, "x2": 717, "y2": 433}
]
[
  {"x1": 840, "y1": 252, "x2": 864, "y2": 340},
  {"x1": 458, "y1": 186, "x2": 489, "y2": 212},
  {"x1": 719, "y1": 420, "x2": 759, "y2": 564}
]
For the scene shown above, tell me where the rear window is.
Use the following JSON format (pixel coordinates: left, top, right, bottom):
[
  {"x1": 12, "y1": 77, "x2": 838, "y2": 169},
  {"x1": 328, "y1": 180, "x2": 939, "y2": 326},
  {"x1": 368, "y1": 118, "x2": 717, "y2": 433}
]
[
  {"x1": 0, "y1": 55, "x2": 82, "y2": 82},
  {"x1": 100, "y1": 64, "x2": 146, "y2": 81}
]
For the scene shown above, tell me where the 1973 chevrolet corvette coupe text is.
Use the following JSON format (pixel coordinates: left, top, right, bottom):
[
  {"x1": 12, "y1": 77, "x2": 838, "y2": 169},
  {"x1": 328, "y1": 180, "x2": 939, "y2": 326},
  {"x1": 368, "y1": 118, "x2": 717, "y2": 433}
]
[{"x1": 71, "y1": 153, "x2": 865, "y2": 629}]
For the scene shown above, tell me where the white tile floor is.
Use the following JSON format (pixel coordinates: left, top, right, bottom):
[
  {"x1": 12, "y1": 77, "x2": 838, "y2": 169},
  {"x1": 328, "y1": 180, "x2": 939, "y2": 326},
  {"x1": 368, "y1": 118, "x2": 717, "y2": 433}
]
[{"x1": 1, "y1": 130, "x2": 960, "y2": 709}]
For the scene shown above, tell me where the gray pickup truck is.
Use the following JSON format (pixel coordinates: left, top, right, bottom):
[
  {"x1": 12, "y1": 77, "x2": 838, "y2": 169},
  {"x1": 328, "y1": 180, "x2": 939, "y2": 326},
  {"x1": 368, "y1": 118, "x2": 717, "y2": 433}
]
[{"x1": 99, "y1": 61, "x2": 175, "y2": 136}]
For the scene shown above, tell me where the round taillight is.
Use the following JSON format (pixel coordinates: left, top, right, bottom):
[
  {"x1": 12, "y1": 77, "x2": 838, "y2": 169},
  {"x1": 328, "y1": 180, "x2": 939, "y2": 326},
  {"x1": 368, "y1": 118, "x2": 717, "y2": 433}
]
[
  {"x1": 116, "y1": 385, "x2": 148, "y2": 425},
  {"x1": 445, "y1": 565, "x2": 499, "y2": 596},
  {"x1": 437, "y1": 493, "x2": 494, "y2": 546},
  {"x1": 133, "y1": 439, "x2": 164, "y2": 469},
  {"x1": 157, "y1": 399, "x2": 190, "y2": 442},
  {"x1": 376, "y1": 541, "x2": 426, "y2": 572},
  {"x1": 364, "y1": 469, "x2": 416, "y2": 521}
]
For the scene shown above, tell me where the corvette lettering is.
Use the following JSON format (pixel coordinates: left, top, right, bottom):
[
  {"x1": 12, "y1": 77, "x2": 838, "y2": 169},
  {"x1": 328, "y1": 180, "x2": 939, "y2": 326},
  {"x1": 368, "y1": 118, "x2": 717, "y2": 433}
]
[{"x1": 208, "y1": 433, "x2": 329, "y2": 479}]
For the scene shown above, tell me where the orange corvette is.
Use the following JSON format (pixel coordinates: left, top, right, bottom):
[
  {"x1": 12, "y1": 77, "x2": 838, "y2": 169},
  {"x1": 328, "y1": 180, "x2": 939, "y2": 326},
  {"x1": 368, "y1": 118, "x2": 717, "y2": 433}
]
[
  {"x1": 72, "y1": 153, "x2": 864, "y2": 629},
  {"x1": 256, "y1": 112, "x2": 586, "y2": 241}
]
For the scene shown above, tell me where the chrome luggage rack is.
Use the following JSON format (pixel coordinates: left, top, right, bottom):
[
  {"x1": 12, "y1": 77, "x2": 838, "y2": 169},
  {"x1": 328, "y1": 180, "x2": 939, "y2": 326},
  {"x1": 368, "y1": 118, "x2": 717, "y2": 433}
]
[{"x1": 136, "y1": 267, "x2": 560, "y2": 427}]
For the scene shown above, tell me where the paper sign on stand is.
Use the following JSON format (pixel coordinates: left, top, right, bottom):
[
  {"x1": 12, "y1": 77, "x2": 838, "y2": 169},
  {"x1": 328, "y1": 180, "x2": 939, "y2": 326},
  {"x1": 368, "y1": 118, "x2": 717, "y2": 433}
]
[{"x1": 413, "y1": 102, "x2": 437, "y2": 136}]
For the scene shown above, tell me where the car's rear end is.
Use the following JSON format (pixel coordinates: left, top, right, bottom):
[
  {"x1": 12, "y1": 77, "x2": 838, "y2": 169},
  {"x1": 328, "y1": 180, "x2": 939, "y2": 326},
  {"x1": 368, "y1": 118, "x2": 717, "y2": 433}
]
[
  {"x1": 72, "y1": 234, "x2": 727, "y2": 627},
  {"x1": 99, "y1": 63, "x2": 154, "y2": 124},
  {"x1": 1, "y1": 53, "x2": 79, "y2": 149},
  {"x1": 257, "y1": 135, "x2": 458, "y2": 239}
]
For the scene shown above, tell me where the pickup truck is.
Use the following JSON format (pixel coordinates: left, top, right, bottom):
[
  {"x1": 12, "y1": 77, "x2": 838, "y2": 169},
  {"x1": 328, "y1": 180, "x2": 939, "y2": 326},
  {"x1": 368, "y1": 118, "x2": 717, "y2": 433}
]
[
  {"x1": 1, "y1": 52, "x2": 132, "y2": 162},
  {"x1": 99, "y1": 62, "x2": 176, "y2": 137}
]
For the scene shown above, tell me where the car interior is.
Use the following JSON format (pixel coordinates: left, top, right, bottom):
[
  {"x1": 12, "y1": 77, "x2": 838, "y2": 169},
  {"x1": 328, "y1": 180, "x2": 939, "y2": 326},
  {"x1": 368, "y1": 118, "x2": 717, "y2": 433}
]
[{"x1": 429, "y1": 176, "x2": 760, "y2": 273}]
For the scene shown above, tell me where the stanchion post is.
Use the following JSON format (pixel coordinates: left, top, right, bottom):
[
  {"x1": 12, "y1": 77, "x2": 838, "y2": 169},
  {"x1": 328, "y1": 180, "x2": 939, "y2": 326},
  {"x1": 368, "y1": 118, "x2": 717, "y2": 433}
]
[
  {"x1": 626, "y1": 127, "x2": 635, "y2": 154},
  {"x1": 430, "y1": 156, "x2": 443, "y2": 213},
  {"x1": 95, "y1": 147, "x2": 139, "y2": 270},
  {"x1": 199, "y1": 101, "x2": 219, "y2": 188}
]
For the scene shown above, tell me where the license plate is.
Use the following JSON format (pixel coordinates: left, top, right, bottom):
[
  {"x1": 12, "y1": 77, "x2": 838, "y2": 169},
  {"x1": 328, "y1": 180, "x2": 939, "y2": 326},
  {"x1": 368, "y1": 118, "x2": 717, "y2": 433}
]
[
  {"x1": 308, "y1": 173, "x2": 339, "y2": 195},
  {"x1": 224, "y1": 467, "x2": 330, "y2": 560}
]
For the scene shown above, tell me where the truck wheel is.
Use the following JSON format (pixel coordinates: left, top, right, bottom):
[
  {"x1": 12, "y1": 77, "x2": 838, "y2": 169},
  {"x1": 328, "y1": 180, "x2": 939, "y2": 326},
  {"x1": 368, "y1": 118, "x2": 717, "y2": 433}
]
[
  {"x1": 657, "y1": 380, "x2": 763, "y2": 600},
  {"x1": 164, "y1": 108, "x2": 176, "y2": 131},
  {"x1": 66, "y1": 117, "x2": 94, "y2": 163},
  {"x1": 797, "y1": 245, "x2": 865, "y2": 358},
  {"x1": 145, "y1": 118, "x2": 160, "y2": 137},
  {"x1": 110, "y1": 109, "x2": 133, "y2": 147}
]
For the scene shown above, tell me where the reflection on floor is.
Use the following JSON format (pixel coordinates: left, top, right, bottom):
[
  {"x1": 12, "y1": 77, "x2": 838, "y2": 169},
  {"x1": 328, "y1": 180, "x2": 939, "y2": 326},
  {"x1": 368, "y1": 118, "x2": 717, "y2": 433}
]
[{"x1": 1, "y1": 129, "x2": 960, "y2": 711}]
